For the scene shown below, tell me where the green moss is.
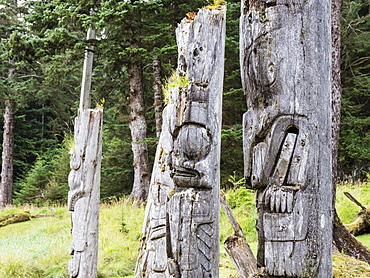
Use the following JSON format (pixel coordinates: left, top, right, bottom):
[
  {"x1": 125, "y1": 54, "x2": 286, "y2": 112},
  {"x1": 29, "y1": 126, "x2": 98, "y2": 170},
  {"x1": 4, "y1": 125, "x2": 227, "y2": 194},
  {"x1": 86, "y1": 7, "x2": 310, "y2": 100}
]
[
  {"x1": 333, "y1": 252, "x2": 370, "y2": 277},
  {"x1": 0, "y1": 211, "x2": 31, "y2": 227},
  {"x1": 162, "y1": 72, "x2": 189, "y2": 104}
]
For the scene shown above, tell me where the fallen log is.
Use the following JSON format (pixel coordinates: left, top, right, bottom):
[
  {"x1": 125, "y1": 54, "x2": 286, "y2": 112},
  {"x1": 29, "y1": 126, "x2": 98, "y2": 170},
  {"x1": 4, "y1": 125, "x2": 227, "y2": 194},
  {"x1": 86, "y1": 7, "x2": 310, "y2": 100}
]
[
  {"x1": 0, "y1": 211, "x2": 31, "y2": 227},
  {"x1": 220, "y1": 194, "x2": 259, "y2": 278},
  {"x1": 344, "y1": 192, "x2": 370, "y2": 236}
]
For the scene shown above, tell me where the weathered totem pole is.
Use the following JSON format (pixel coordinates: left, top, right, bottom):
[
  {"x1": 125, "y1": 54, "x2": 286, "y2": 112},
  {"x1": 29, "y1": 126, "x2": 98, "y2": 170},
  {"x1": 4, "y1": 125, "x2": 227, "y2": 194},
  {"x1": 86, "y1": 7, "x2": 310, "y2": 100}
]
[
  {"x1": 135, "y1": 6, "x2": 226, "y2": 277},
  {"x1": 68, "y1": 28, "x2": 103, "y2": 278},
  {"x1": 240, "y1": 1, "x2": 332, "y2": 277}
]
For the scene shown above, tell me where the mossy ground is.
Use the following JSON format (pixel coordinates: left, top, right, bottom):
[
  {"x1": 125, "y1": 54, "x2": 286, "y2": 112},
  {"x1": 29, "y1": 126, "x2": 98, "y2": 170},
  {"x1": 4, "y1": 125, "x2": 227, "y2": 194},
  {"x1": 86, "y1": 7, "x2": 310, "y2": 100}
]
[{"x1": 333, "y1": 252, "x2": 370, "y2": 277}]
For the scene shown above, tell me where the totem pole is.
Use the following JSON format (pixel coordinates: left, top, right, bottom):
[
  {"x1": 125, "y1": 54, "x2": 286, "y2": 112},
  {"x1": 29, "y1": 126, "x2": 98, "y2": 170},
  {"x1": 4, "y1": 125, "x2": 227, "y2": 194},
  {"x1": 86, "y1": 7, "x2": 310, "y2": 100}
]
[
  {"x1": 240, "y1": 0, "x2": 332, "y2": 277},
  {"x1": 68, "y1": 28, "x2": 103, "y2": 278},
  {"x1": 135, "y1": 6, "x2": 226, "y2": 277}
]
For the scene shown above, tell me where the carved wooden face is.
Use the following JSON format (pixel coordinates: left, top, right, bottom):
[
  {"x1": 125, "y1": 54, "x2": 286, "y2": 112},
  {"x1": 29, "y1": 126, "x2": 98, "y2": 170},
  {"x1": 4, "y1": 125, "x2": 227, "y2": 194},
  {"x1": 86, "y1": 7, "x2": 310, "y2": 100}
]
[
  {"x1": 176, "y1": 124, "x2": 211, "y2": 161},
  {"x1": 68, "y1": 149, "x2": 83, "y2": 211},
  {"x1": 171, "y1": 123, "x2": 212, "y2": 189}
]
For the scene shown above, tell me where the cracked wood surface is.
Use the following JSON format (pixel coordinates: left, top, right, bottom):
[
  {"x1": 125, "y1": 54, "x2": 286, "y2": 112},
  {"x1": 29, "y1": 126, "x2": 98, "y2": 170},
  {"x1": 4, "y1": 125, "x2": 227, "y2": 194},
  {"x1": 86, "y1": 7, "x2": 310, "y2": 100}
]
[
  {"x1": 135, "y1": 6, "x2": 225, "y2": 278},
  {"x1": 241, "y1": 0, "x2": 332, "y2": 277},
  {"x1": 68, "y1": 109, "x2": 103, "y2": 278}
]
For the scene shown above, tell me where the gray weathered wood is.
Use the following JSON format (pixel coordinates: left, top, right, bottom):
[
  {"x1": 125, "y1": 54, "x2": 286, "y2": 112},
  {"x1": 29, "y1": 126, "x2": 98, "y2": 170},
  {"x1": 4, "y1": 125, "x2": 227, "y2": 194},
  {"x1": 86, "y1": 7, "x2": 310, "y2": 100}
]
[
  {"x1": 135, "y1": 6, "x2": 226, "y2": 277},
  {"x1": 68, "y1": 108, "x2": 103, "y2": 278},
  {"x1": 221, "y1": 194, "x2": 258, "y2": 277},
  {"x1": 240, "y1": 1, "x2": 332, "y2": 277},
  {"x1": 68, "y1": 27, "x2": 102, "y2": 278},
  {"x1": 79, "y1": 28, "x2": 95, "y2": 111}
]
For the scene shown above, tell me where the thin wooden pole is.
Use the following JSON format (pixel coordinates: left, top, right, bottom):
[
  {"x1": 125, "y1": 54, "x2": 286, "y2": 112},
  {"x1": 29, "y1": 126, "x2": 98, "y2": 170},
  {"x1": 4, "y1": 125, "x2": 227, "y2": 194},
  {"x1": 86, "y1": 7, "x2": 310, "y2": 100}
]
[
  {"x1": 79, "y1": 28, "x2": 95, "y2": 111},
  {"x1": 68, "y1": 27, "x2": 102, "y2": 278},
  {"x1": 221, "y1": 194, "x2": 258, "y2": 277}
]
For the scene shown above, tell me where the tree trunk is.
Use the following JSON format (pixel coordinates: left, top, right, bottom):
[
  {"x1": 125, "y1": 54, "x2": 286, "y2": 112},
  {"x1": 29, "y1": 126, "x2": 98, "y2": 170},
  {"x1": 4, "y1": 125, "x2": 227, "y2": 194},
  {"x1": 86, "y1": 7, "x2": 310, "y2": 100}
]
[
  {"x1": 331, "y1": 0, "x2": 342, "y2": 190},
  {"x1": 330, "y1": 0, "x2": 370, "y2": 264},
  {"x1": 128, "y1": 60, "x2": 150, "y2": 203},
  {"x1": 0, "y1": 99, "x2": 15, "y2": 209},
  {"x1": 135, "y1": 6, "x2": 226, "y2": 277},
  {"x1": 333, "y1": 210, "x2": 370, "y2": 264},
  {"x1": 241, "y1": 1, "x2": 332, "y2": 277},
  {"x1": 68, "y1": 108, "x2": 103, "y2": 278},
  {"x1": 153, "y1": 57, "x2": 163, "y2": 137}
]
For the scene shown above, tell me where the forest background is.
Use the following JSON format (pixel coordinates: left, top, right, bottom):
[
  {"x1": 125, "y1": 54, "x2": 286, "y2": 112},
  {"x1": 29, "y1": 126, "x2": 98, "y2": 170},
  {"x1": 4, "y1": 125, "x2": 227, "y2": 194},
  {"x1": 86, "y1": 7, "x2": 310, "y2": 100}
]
[{"x1": 0, "y1": 0, "x2": 369, "y2": 206}]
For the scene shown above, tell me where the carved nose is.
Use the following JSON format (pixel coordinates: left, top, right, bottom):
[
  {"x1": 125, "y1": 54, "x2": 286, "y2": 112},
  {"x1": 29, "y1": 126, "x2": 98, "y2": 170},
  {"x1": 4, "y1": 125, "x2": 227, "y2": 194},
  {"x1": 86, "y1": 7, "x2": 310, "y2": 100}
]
[{"x1": 177, "y1": 125, "x2": 211, "y2": 161}]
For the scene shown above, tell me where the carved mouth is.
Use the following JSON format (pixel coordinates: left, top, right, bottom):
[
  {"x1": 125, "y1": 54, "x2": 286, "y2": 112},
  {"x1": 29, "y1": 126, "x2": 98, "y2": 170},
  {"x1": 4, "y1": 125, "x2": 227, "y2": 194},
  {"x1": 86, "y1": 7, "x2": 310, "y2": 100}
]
[
  {"x1": 174, "y1": 168, "x2": 198, "y2": 178},
  {"x1": 172, "y1": 167, "x2": 212, "y2": 189},
  {"x1": 172, "y1": 167, "x2": 200, "y2": 188}
]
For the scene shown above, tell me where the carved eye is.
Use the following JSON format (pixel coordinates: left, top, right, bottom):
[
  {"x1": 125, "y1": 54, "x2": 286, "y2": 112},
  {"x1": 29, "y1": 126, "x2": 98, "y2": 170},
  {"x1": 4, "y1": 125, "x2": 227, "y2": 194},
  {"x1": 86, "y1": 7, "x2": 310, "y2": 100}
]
[
  {"x1": 70, "y1": 153, "x2": 81, "y2": 170},
  {"x1": 176, "y1": 125, "x2": 211, "y2": 161}
]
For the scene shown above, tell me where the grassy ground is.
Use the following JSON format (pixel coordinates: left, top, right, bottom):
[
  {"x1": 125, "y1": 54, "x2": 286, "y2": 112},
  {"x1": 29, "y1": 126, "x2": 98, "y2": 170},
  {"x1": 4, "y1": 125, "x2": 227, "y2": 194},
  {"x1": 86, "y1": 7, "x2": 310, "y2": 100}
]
[{"x1": 0, "y1": 184, "x2": 369, "y2": 277}]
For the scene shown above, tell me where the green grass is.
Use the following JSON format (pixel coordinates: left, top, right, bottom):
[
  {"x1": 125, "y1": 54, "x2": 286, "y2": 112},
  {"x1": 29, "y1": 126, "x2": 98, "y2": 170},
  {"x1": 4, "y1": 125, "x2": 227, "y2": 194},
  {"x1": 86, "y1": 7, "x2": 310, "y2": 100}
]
[
  {"x1": 336, "y1": 183, "x2": 370, "y2": 224},
  {"x1": 0, "y1": 201, "x2": 144, "y2": 278},
  {"x1": 0, "y1": 184, "x2": 369, "y2": 278},
  {"x1": 0, "y1": 209, "x2": 71, "y2": 277}
]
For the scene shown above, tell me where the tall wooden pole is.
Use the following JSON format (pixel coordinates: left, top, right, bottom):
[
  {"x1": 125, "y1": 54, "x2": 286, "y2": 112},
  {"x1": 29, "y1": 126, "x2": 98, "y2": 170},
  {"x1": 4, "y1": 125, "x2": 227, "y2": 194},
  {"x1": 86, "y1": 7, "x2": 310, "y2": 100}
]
[
  {"x1": 135, "y1": 6, "x2": 226, "y2": 277},
  {"x1": 68, "y1": 109, "x2": 102, "y2": 278},
  {"x1": 331, "y1": 0, "x2": 370, "y2": 264},
  {"x1": 68, "y1": 28, "x2": 102, "y2": 278},
  {"x1": 240, "y1": 1, "x2": 332, "y2": 277}
]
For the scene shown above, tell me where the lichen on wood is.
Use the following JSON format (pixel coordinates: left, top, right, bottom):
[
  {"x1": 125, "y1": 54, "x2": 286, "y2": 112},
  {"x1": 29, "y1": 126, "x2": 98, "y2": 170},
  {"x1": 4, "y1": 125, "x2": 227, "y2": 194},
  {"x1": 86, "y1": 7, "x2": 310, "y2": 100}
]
[
  {"x1": 343, "y1": 192, "x2": 370, "y2": 236},
  {"x1": 0, "y1": 211, "x2": 31, "y2": 227},
  {"x1": 345, "y1": 210, "x2": 370, "y2": 236}
]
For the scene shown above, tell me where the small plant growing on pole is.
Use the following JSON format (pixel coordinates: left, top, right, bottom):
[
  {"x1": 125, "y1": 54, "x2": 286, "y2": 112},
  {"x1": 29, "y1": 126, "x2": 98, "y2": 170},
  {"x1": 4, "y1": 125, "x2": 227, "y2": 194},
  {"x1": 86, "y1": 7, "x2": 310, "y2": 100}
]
[{"x1": 136, "y1": 5, "x2": 226, "y2": 277}]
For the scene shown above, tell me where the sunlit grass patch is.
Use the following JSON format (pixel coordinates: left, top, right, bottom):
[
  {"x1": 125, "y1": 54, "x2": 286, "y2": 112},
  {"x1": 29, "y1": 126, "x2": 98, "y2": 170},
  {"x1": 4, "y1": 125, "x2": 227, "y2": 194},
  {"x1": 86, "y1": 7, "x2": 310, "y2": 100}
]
[
  {"x1": 336, "y1": 182, "x2": 370, "y2": 224},
  {"x1": 98, "y1": 198, "x2": 145, "y2": 277},
  {"x1": 0, "y1": 185, "x2": 369, "y2": 278},
  {"x1": 0, "y1": 206, "x2": 71, "y2": 278}
]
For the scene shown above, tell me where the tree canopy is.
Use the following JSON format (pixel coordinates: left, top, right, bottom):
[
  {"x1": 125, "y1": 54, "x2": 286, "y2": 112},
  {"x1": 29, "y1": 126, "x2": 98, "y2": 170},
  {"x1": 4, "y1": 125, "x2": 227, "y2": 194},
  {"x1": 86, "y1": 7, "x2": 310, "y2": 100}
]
[{"x1": 0, "y1": 0, "x2": 368, "y2": 205}]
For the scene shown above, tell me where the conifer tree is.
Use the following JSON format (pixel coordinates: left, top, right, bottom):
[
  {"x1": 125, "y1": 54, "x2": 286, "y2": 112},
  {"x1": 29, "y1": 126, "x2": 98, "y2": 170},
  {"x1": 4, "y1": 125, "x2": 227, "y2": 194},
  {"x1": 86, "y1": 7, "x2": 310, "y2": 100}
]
[
  {"x1": 339, "y1": 0, "x2": 370, "y2": 179},
  {"x1": 0, "y1": 0, "x2": 39, "y2": 208}
]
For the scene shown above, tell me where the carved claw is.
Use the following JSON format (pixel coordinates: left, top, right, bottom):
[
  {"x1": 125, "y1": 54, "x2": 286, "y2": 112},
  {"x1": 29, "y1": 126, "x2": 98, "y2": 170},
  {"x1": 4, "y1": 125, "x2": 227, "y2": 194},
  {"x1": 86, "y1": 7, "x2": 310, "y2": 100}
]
[{"x1": 264, "y1": 186, "x2": 295, "y2": 213}]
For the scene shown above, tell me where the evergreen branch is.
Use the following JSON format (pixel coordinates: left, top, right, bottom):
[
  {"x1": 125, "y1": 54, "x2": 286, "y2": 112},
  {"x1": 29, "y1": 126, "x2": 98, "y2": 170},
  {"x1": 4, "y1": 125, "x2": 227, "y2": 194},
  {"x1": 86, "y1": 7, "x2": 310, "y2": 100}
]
[{"x1": 17, "y1": 74, "x2": 45, "y2": 79}]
